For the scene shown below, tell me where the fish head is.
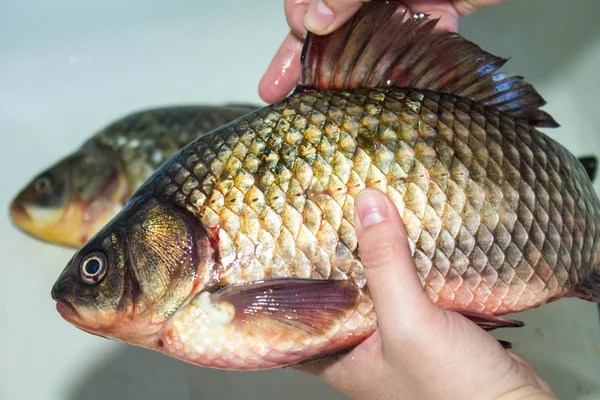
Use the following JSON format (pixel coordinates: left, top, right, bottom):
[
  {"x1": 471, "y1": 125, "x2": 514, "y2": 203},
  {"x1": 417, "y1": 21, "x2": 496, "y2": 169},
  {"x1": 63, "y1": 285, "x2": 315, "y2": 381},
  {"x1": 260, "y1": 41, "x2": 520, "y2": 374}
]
[
  {"x1": 9, "y1": 146, "x2": 128, "y2": 247},
  {"x1": 10, "y1": 156, "x2": 72, "y2": 238},
  {"x1": 51, "y1": 195, "x2": 210, "y2": 346}
]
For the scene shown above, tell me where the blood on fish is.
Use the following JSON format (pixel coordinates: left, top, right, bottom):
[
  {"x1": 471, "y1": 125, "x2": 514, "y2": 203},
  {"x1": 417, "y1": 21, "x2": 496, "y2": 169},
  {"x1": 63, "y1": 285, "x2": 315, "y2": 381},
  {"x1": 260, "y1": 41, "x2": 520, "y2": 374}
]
[{"x1": 207, "y1": 224, "x2": 221, "y2": 265}]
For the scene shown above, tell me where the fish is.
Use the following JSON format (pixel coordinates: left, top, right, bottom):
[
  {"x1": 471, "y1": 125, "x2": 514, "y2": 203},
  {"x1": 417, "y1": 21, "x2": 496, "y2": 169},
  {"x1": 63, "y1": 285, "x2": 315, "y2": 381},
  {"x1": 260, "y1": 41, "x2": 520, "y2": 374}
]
[
  {"x1": 51, "y1": 0, "x2": 600, "y2": 371},
  {"x1": 9, "y1": 104, "x2": 258, "y2": 248}
]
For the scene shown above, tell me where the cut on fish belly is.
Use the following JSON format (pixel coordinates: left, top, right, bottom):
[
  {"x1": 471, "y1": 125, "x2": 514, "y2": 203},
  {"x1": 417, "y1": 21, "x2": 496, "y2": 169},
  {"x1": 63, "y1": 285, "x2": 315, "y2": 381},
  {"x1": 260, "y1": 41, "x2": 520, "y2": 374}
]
[
  {"x1": 9, "y1": 104, "x2": 259, "y2": 248},
  {"x1": 51, "y1": 0, "x2": 600, "y2": 370}
]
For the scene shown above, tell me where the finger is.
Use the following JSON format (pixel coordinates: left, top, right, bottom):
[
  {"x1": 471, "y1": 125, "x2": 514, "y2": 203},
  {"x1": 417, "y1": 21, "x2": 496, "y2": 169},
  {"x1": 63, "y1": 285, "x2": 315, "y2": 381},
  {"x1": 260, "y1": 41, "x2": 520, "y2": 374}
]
[
  {"x1": 294, "y1": 357, "x2": 362, "y2": 399},
  {"x1": 285, "y1": 0, "x2": 311, "y2": 38},
  {"x1": 294, "y1": 362, "x2": 368, "y2": 400},
  {"x1": 304, "y1": 0, "x2": 367, "y2": 35},
  {"x1": 354, "y1": 189, "x2": 436, "y2": 335},
  {"x1": 293, "y1": 354, "x2": 342, "y2": 379},
  {"x1": 452, "y1": 0, "x2": 506, "y2": 16},
  {"x1": 293, "y1": 333, "x2": 384, "y2": 399},
  {"x1": 258, "y1": 32, "x2": 303, "y2": 103}
]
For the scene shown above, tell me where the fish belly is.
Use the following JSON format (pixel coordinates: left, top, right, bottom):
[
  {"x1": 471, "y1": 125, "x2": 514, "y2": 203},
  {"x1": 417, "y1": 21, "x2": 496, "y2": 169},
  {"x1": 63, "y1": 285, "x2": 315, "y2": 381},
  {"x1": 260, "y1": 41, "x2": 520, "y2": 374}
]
[{"x1": 158, "y1": 289, "x2": 376, "y2": 370}]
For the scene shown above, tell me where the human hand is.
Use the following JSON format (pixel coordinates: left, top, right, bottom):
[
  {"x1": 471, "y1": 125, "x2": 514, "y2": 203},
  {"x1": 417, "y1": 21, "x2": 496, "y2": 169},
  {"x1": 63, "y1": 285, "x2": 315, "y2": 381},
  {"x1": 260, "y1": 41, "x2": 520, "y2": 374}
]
[
  {"x1": 259, "y1": 0, "x2": 505, "y2": 103},
  {"x1": 296, "y1": 188, "x2": 556, "y2": 400}
]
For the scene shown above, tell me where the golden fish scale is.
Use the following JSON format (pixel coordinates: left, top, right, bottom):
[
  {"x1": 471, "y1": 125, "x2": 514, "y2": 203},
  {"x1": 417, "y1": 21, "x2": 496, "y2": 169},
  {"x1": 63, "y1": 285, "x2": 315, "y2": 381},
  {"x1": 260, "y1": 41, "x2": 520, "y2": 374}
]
[
  {"x1": 139, "y1": 87, "x2": 600, "y2": 315},
  {"x1": 89, "y1": 106, "x2": 256, "y2": 193}
]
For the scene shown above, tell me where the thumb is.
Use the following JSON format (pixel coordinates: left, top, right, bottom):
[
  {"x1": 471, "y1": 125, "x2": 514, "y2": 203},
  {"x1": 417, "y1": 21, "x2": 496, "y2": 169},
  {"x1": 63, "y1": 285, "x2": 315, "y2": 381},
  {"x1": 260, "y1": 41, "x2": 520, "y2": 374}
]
[
  {"x1": 354, "y1": 188, "x2": 436, "y2": 336},
  {"x1": 304, "y1": 0, "x2": 367, "y2": 35}
]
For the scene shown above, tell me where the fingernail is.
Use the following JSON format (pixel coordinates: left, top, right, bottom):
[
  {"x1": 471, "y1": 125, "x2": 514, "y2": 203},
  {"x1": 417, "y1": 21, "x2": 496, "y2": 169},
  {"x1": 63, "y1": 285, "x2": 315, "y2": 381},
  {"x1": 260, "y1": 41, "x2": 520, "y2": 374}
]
[
  {"x1": 355, "y1": 189, "x2": 389, "y2": 227},
  {"x1": 304, "y1": 0, "x2": 334, "y2": 34}
]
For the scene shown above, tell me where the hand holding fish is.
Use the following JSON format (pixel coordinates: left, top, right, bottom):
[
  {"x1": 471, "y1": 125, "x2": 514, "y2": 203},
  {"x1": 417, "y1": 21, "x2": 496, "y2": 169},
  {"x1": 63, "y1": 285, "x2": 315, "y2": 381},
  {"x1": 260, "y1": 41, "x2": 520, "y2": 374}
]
[
  {"x1": 51, "y1": 0, "x2": 600, "y2": 384},
  {"x1": 259, "y1": 0, "x2": 505, "y2": 103},
  {"x1": 297, "y1": 188, "x2": 557, "y2": 400}
]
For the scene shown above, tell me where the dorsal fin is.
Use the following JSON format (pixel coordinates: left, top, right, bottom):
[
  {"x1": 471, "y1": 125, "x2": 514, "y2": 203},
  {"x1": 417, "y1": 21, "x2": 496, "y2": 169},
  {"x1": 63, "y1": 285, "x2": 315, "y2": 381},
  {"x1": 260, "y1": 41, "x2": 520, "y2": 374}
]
[{"x1": 299, "y1": 0, "x2": 558, "y2": 128}]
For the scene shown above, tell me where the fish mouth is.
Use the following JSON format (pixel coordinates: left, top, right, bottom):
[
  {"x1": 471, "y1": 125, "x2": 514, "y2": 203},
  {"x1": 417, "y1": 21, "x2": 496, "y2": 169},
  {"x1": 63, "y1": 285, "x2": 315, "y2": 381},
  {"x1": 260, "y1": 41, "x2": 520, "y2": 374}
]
[
  {"x1": 51, "y1": 275, "x2": 79, "y2": 320},
  {"x1": 9, "y1": 199, "x2": 83, "y2": 247},
  {"x1": 9, "y1": 198, "x2": 30, "y2": 223},
  {"x1": 55, "y1": 297, "x2": 79, "y2": 319}
]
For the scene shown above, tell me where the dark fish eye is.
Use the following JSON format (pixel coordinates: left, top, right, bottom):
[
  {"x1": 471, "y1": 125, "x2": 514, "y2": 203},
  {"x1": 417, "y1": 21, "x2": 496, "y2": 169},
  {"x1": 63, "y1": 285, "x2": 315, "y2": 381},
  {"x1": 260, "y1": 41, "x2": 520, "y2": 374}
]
[
  {"x1": 86, "y1": 259, "x2": 100, "y2": 274},
  {"x1": 80, "y1": 252, "x2": 107, "y2": 284},
  {"x1": 34, "y1": 176, "x2": 53, "y2": 197}
]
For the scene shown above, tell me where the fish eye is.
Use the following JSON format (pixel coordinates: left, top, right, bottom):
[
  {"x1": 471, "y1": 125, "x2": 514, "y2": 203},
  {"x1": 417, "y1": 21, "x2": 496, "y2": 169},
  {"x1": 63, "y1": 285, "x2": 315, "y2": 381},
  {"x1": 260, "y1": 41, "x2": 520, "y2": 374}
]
[
  {"x1": 80, "y1": 252, "x2": 108, "y2": 284},
  {"x1": 34, "y1": 176, "x2": 53, "y2": 197}
]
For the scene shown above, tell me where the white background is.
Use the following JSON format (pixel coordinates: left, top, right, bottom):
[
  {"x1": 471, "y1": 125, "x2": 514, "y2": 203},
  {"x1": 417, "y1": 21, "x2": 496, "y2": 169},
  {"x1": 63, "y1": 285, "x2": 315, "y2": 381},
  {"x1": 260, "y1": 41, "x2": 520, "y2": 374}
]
[{"x1": 1, "y1": 0, "x2": 599, "y2": 399}]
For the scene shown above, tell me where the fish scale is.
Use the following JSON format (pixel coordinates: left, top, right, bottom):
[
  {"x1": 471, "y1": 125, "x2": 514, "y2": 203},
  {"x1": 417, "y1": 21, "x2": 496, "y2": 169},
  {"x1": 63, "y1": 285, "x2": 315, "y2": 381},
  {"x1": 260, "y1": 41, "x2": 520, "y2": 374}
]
[
  {"x1": 51, "y1": 1, "x2": 600, "y2": 371},
  {"x1": 90, "y1": 105, "x2": 259, "y2": 192},
  {"x1": 137, "y1": 87, "x2": 599, "y2": 315}
]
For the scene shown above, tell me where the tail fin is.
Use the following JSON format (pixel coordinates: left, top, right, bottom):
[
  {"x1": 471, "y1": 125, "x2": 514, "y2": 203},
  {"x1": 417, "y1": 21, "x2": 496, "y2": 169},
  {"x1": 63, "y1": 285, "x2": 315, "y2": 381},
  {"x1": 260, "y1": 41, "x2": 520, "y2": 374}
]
[{"x1": 573, "y1": 269, "x2": 600, "y2": 302}]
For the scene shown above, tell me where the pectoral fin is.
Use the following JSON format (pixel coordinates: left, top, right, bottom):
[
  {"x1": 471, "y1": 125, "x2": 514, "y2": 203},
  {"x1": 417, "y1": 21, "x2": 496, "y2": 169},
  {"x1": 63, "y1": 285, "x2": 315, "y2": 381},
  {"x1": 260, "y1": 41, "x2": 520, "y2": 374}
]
[{"x1": 209, "y1": 278, "x2": 362, "y2": 335}]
